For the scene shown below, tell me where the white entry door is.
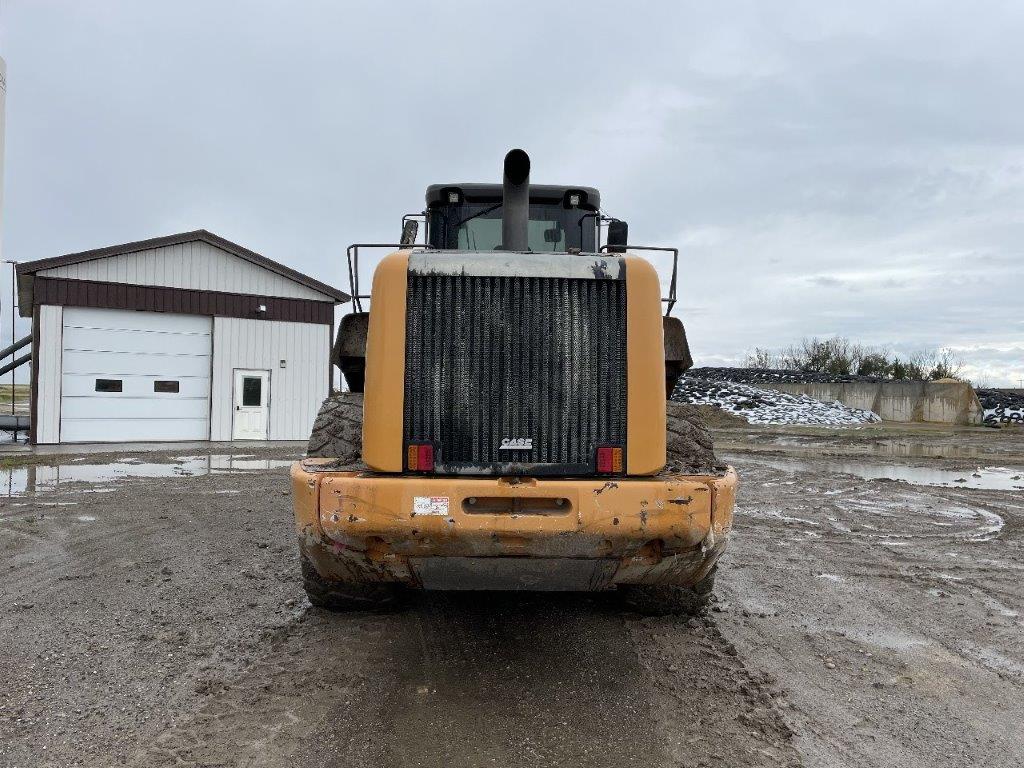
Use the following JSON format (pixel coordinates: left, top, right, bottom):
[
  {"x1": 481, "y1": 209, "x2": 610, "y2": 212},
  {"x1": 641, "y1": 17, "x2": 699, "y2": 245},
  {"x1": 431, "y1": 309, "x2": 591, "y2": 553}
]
[{"x1": 232, "y1": 370, "x2": 270, "y2": 440}]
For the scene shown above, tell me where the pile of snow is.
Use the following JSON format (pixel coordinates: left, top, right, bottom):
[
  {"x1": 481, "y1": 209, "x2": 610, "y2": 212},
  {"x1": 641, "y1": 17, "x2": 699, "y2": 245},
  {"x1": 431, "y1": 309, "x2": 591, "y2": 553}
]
[
  {"x1": 978, "y1": 390, "x2": 1024, "y2": 426},
  {"x1": 672, "y1": 376, "x2": 882, "y2": 426}
]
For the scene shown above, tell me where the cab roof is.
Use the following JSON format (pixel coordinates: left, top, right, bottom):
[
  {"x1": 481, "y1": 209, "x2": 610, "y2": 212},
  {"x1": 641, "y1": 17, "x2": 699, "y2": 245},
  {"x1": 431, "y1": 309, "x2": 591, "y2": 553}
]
[{"x1": 425, "y1": 183, "x2": 600, "y2": 210}]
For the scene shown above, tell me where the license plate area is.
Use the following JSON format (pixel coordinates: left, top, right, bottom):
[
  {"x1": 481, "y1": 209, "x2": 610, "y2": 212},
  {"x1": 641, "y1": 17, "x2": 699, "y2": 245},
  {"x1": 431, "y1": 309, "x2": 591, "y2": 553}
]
[{"x1": 462, "y1": 496, "x2": 572, "y2": 515}]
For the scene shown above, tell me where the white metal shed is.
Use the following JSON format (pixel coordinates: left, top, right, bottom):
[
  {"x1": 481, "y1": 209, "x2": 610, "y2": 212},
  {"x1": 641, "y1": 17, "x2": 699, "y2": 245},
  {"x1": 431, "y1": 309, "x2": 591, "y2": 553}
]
[{"x1": 17, "y1": 230, "x2": 348, "y2": 444}]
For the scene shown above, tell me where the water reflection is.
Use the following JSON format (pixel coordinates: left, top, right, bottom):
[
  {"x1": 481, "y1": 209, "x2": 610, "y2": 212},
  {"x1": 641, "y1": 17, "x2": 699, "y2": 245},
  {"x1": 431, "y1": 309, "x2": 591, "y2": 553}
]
[
  {"x1": 748, "y1": 456, "x2": 1024, "y2": 492},
  {"x1": 0, "y1": 454, "x2": 297, "y2": 498}
]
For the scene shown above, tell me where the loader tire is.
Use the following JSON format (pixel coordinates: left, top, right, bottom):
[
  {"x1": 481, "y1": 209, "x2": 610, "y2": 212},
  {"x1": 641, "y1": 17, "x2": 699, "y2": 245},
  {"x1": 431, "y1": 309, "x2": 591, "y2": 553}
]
[
  {"x1": 665, "y1": 401, "x2": 718, "y2": 473},
  {"x1": 301, "y1": 555, "x2": 407, "y2": 612},
  {"x1": 617, "y1": 566, "x2": 717, "y2": 617},
  {"x1": 306, "y1": 391, "x2": 363, "y2": 461}
]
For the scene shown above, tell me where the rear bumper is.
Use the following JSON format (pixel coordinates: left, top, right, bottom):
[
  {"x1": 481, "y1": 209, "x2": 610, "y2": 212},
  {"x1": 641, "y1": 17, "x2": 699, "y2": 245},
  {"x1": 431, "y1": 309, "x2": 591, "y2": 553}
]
[{"x1": 292, "y1": 460, "x2": 736, "y2": 591}]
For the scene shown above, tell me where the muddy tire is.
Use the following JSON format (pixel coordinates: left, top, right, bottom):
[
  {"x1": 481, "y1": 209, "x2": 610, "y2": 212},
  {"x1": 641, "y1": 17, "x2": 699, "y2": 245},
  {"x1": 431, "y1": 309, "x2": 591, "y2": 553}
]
[
  {"x1": 617, "y1": 566, "x2": 717, "y2": 616},
  {"x1": 301, "y1": 555, "x2": 407, "y2": 612},
  {"x1": 306, "y1": 391, "x2": 363, "y2": 461},
  {"x1": 665, "y1": 401, "x2": 718, "y2": 473}
]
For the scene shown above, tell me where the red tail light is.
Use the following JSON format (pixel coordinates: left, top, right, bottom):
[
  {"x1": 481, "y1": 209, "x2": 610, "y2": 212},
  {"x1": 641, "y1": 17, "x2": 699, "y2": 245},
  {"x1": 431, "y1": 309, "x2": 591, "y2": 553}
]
[
  {"x1": 596, "y1": 446, "x2": 623, "y2": 474},
  {"x1": 407, "y1": 443, "x2": 434, "y2": 471},
  {"x1": 418, "y1": 444, "x2": 434, "y2": 471}
]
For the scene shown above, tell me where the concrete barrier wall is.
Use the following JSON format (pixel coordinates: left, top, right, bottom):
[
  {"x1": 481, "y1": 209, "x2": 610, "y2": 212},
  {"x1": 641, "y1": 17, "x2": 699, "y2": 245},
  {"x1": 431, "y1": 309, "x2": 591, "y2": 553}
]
[
  {"x1": 839, "y1": 383, "x2": 882, "y2": 414},
  {"x1": 878, "y1": 382, "x2": 925, "y2": 422},
  {"x1": 759, "y1": 380, "x2": 982, "y2": 426}
]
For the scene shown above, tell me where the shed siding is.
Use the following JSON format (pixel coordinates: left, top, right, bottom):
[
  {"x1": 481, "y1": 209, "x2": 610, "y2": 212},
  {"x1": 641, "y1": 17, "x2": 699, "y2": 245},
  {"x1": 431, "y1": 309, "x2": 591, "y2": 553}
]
[
  {"x1": 37, "y1": 241, "x2": 333, "y2": 301},
  {"x1": 210, "y1": 317, "x2": 329, "y2": 441},
  {"x1": 35, "y1": 305, "x2": 63, "y2": 444}
]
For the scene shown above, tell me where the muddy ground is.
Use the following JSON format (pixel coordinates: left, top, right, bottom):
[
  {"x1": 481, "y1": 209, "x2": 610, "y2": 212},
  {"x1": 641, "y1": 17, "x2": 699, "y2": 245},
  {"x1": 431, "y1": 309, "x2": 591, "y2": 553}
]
[{"x1": 1, "y1": 425, "x2": 1023, "y2": 767}]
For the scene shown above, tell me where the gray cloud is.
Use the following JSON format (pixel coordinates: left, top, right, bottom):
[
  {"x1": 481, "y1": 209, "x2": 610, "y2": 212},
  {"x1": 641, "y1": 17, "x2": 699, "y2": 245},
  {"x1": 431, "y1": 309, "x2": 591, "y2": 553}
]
[{"x1": 1, "y1": 1, "x2": 1022, "y2": 384}]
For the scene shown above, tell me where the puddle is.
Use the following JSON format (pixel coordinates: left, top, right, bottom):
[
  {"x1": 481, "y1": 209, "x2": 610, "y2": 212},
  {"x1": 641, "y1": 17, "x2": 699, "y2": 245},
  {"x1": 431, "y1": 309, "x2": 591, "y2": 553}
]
[
  {"x1": 0, "y1": 454, "x2": 298, "y2": 497},
  {"x1": 869, "y1": 440, "x2": 987, "y2": 460},
  {"x1": 721, "y1": 436, "x2": 1014, "y2": 461},
  {"x1": 834, "y1": 439, "x2": 988, "y2": 460},
  {"x1": 751, "y1": 457, "x2": 1024, "y2": 492}
]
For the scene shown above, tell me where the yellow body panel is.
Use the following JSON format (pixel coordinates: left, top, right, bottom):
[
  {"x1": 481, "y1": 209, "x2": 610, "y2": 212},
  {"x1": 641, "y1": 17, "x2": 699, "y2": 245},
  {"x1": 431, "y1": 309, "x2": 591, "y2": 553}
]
[
  {"x1": 361, "y1": 250, "x2": 410, "y2": 472},
  {"x1": 359, "y1": 249, "x2": 668, "y2": 476},
  {"x1": 624, "y1": 255, "x2": 667, "y2": 475},
  {"x1": 293, "y1": 461, "x2": 736, "y2": 589}
]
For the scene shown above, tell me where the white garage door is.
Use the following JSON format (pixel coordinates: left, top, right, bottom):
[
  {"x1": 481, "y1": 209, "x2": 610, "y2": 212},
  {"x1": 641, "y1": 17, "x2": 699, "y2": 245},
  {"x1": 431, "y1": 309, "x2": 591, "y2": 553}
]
[{"x1": 60, "y1": 307, "x2": 212, "y2": 442}]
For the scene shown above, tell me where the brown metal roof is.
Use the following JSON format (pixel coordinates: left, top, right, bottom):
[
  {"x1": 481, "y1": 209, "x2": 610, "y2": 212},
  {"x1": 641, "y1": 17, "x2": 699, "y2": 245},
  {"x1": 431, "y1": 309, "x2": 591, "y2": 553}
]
[{"x1": 16, "y1": 229, "x2": 349, "y2": 311}]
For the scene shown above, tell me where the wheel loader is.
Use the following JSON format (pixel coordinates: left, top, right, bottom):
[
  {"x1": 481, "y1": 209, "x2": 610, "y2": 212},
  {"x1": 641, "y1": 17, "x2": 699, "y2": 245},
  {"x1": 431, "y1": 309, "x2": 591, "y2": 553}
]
[{"x1": 291, "y1": 149, "x2": 736, "y2": 612}]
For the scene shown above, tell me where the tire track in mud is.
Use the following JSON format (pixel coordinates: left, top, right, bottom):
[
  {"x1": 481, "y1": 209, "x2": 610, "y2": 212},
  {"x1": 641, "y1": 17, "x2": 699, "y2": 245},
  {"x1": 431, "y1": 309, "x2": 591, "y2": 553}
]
[
  {"x1": 372, "y1": 593, "x2": 663, "y2": 768},
  {"x1": 130, "y1": 613, "x2": 394, "y2": 768},
  {"x1": 121, "y1": 595, "x2": 804, "y2": 768},
  {"x1": 325, "y1": 592, "x2": 801, "y2": 768},
  {"x1": 122, "y1": 591, "x2": 804, "y2": 768},
  {"x1": 625, "y1": 612, "x2": 802, "y2": 767},
  {"x1": 122, "y1": 595, "x2": 652, "y2": 768}
]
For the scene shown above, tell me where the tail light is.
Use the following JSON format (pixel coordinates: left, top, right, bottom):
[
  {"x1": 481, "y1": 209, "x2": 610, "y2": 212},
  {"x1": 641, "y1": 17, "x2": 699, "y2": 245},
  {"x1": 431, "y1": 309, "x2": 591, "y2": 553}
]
[
  {"x1": 596, "y1": 446, "x2": 623, "y2": 474},
  {"x1": 407, "y1": 443, "x2": 435, "y2": 471}
]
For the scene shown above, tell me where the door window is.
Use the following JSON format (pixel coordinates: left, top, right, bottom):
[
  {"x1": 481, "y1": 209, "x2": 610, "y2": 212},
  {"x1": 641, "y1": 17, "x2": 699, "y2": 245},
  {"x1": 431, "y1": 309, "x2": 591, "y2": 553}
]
[{"x1": 242, "y1": 376, "x2": 262, "y2": 406}]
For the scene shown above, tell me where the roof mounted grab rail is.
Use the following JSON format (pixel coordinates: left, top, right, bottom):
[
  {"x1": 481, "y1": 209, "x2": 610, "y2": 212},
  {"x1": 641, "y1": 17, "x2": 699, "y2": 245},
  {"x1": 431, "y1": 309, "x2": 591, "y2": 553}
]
[
  {"x1": 579, "y1": 212, "x2": 618, "y2": 252},
  {"x1": 346, "y1": 243, "x2": 432, "y2": 313},
  {"x1": 401, "y1": 212, "x2": 428, "y2": 242},
  {"x1": 599, "y1": 244, "x2": 679, "y2": 317}
]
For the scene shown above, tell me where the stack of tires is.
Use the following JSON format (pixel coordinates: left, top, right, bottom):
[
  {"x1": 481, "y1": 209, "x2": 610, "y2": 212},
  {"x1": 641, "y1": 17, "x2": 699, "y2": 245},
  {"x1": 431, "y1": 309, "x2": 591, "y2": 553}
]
[{"x1": 978, "y1": 389, "x2": 1024, "y2": 426}]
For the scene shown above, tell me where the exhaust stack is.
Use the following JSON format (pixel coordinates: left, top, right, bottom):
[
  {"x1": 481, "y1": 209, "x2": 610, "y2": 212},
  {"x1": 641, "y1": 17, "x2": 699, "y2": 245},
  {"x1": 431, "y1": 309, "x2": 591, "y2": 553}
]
[{"x1": 501, "y1": 148, "x2": 530, "y2": 251}]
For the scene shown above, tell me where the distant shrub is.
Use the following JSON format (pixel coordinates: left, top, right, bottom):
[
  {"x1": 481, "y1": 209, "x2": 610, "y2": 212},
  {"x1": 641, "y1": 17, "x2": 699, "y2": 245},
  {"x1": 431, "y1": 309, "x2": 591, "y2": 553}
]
[
  {"x1": 741, "y1": 337, "x2": 965, "y2": 382},
  {"x1": 927, "y1": 349, "x2": 963, "y2": 380},
  {"x1": 743, "y1": 347, "x2": 776, "y2": 369},
  {"x1": 856, "y1": 353, "x2": 892, "y2": 377}
]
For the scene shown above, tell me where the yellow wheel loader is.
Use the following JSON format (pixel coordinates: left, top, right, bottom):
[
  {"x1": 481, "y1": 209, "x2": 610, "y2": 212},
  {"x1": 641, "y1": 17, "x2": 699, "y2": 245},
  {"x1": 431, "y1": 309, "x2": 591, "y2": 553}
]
[{"x1": 292, "y1": 149, "x2": 736, "y2": 613}]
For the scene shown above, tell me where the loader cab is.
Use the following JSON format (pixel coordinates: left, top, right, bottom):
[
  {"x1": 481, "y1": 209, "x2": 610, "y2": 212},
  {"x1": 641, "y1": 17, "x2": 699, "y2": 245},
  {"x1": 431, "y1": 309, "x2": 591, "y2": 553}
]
[{"x1": 424, "y1": 184, "x2": 601, "y2": 253}]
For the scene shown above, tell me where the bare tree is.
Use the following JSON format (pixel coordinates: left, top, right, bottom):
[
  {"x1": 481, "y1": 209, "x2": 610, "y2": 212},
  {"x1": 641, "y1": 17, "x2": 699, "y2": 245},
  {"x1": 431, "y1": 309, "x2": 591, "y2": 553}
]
[{"x1": 743, "y1": 347, "x2": 776, "y2": 369}]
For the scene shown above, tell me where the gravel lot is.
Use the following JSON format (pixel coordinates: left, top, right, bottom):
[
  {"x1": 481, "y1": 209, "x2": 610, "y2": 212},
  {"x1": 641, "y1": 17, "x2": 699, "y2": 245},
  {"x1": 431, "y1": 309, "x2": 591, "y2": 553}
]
[{"x1": 1, "y1": 425, "x2": 1023, "y2": 767}]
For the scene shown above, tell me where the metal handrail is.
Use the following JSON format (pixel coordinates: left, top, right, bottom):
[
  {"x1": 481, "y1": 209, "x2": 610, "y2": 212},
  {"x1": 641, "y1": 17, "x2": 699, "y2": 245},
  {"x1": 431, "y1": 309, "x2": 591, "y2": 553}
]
[
  {"x1": 0, "y1": 333, "x2": 31, "y2": 361},
  {"x1": 600, "y1": 244, "x2": 679, "y2": 316},
  {"x1": 577, "y1": 211, "x2": 613, "y2": 253},
  {"x1": 401, "y1": 212, "x2": 427, "y2": 230},
  {"x1": 0, "y1": 351, "x2": 30, "y2": 377},
  {"x1": 346, "y1": 243, "x2": 433, "y2": 312}
]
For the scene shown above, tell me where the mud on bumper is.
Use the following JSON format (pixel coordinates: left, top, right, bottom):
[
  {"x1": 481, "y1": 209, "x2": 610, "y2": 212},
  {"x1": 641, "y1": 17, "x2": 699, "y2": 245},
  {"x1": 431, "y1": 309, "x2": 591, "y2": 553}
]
[{"x1": 292, "y1": 460, "x2": 736, "y2": 591}]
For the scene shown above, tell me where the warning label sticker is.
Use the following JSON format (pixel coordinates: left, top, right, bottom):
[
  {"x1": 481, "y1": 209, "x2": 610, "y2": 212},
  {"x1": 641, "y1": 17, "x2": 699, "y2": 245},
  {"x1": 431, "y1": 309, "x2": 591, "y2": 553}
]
[{"x1": 413, "y1": 496, "x2": 450, "y2": 516}]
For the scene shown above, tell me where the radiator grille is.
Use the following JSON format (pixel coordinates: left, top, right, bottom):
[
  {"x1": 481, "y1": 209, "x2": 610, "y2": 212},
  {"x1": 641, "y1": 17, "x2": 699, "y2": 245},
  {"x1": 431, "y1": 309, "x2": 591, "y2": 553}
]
[{"x1": 403, "y1": 274, "x2": 627, "y2": 474}]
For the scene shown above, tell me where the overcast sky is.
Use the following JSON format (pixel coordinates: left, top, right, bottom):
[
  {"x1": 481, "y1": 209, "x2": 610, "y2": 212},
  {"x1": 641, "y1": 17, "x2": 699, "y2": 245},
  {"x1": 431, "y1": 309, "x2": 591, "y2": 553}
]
[{"x1": 1, "y1": 1, "x2": 1022, "y2": 386}]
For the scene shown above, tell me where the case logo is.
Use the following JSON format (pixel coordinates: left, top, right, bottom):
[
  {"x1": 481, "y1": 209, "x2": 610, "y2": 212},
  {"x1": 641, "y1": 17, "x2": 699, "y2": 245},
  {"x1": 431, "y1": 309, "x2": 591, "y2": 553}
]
[{"x1": 499, "y1": 437, "x2": 533, "y2": 450}]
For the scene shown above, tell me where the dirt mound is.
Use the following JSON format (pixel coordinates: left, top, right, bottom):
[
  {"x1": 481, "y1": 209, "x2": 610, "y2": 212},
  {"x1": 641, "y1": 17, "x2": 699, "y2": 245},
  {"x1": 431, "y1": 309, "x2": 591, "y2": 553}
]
[{"x1": 692, "y1": 404, "x2": 749, "y2": 429}]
